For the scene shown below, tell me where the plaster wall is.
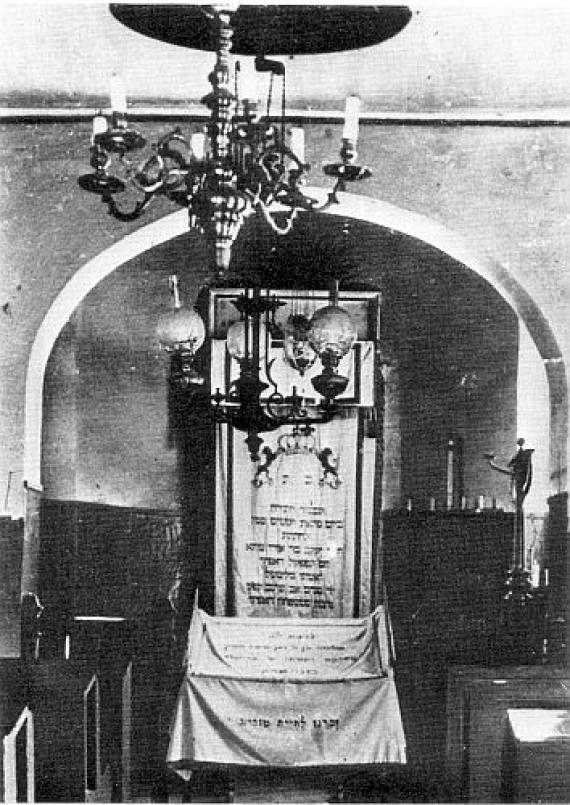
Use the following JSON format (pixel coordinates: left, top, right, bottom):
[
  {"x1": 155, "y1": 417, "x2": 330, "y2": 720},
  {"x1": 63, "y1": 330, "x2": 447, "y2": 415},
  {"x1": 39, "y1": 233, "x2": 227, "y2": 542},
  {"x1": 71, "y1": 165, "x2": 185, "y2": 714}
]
[
  {"x1": 1, "y1": 120, "x2": 568, "y2": 516},
  {"x1": 39, "y1": 226, "x2": 520, "y2": 513}
]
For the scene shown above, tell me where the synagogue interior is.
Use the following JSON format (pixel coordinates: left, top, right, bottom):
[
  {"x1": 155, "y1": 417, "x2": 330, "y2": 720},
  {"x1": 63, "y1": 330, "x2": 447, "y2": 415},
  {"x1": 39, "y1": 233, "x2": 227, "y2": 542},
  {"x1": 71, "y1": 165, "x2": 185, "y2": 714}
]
[{"x1": 0, "y1": 3, "x2": 569, "y2": 803}]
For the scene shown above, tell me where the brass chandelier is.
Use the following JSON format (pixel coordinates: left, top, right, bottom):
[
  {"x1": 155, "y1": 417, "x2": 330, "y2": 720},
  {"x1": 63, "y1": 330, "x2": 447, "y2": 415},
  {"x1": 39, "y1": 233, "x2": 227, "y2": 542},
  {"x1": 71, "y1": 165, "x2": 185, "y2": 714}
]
[
  {"x1": 80, "y1": 4, "x2": 412, "y2": 455},
  {"x1": 81, "y1": 3, "x2": 383, "y2": 274}
]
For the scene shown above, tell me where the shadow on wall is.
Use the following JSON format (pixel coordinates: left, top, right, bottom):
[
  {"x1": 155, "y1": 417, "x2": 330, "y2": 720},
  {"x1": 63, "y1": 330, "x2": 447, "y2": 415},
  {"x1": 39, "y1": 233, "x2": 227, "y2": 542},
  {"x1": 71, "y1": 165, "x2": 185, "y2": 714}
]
[{"x1": 42, "y1": 214, "x2": 526, "y2": 517}]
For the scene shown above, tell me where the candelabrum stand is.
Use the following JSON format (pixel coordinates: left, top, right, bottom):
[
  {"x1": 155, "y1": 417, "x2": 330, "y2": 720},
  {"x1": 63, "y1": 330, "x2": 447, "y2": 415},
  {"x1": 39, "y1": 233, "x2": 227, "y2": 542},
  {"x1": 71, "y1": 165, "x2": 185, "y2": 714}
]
[{"x1": 485, "y1": 439, "x2": 545, "y2": 663}]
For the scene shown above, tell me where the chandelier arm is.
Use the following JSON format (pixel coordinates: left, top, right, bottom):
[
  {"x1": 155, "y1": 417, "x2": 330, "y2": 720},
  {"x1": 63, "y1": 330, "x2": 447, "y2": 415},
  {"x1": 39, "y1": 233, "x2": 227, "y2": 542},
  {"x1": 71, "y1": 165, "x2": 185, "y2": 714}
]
[
  {"x1": 258, "y1": 200, "x2": 299, "y2": 235},
  {"x1": 162, "y1": 167, "x2": 191, "y2": 189},
  {"x1": 288, "y1": 387, "x2": 309, "y2": 420},
  {"x1": 265, "y1": 396, "x2": 312, "y2": 425},
  {"x1": 156, "y1": 128, "x2": 191, "y2": 166},
  {"x1": 265, "y1": 391, "x2": 286, "y2": 420},
  {"x1": 280, "y1": 145, "x2": 307, "y2": 171},
  {"x1": 256, "y1": 150, "x2": 285, "y2": 191},
  {"x1": 276, "y1": 185, "x2": 317, "y2": 212},
  {"x1": 309, "y1": 403, "x2": 338, "y2": 427},
  {"x1": 126, "y1": 150, "x2": 167, "y2": 192},
  {"x1": 318, "y1": 194, "x2": 340, "y2": 212},
  {"x1": 131, "y1": 177, "x2": 164, "y2": 194},
  {"x1": 304, "y1": 180, "x2": 344, "y2": 213},
  {"x1": 245, "y1": 183, "x2": 262, "y2": 207},
  {"x1": 130, "y1": 153, "x2": 167, "y2": 194},
  {"x1": 103, "y1": 189, "x2": 156, "y2": 221},
  {"x1": 112, "y1": 149, "x2": 189, "y2": 209}
]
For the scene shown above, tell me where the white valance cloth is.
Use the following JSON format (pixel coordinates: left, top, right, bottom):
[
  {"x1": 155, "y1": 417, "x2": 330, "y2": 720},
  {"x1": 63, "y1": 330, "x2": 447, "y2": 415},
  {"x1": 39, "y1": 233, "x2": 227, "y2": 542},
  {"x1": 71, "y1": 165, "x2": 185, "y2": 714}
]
[{"x1": 167, "y1": 607, "x2": 406, "y2": 775}]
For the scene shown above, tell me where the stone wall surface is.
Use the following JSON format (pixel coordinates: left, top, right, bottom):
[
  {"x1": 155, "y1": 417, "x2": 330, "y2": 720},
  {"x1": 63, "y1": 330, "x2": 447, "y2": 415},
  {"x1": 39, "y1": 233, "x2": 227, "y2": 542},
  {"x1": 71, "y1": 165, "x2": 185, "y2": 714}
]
[{"x1": 1, "y1": 120, "x2": 569, "y2": 514}]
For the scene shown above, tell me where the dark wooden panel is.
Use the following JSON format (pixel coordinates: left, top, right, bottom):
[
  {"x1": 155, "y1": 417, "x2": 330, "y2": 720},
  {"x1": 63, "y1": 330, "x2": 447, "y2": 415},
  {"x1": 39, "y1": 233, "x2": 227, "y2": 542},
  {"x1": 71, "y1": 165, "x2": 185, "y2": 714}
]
[
  {"x1": 383, "y1": 510, "x2": 514, "y2": 783},
  {"x1": 545, "y1": 492, "x2": 568, "y2": 659},
  {"x1": 30, "y1": 652, "x2": 131, "y2": 803},
  {"x1": 445, "y1": 665, "x2": 570, "y2": 803},
  {"x1": 383, "y1": 510, "x2": 514, "y2": 665},
  {"x1": 38, "y1": 499, "x2": 183, "y2": 623},
  {"x1": 31, "y1": 661, "x2": 89, "y2": 802},
  {"x1": 502, "y1": 709, "x2": 570, "y2": 803}
]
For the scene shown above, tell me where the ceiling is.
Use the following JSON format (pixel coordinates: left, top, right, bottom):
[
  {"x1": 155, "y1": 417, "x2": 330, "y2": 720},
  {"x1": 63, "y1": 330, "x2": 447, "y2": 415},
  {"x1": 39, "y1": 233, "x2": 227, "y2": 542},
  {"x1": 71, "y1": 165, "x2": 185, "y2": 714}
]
[{"x1": 1, "y1": 4, "x2": 569, "y2": 112}]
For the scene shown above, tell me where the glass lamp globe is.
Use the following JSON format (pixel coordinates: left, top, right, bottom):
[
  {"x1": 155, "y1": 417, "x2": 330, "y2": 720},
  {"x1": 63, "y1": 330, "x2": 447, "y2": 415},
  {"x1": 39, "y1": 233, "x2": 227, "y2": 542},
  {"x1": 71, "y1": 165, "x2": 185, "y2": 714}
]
[
  {"x1": 308, "y1": 303, "x2": 357, "y2": 360},
  {"x1": 156, "y1": 306, "x2": 206, "y2": 353},
  {"x1": 226, "y1": 318, "x2": 268, "y2": 363}
]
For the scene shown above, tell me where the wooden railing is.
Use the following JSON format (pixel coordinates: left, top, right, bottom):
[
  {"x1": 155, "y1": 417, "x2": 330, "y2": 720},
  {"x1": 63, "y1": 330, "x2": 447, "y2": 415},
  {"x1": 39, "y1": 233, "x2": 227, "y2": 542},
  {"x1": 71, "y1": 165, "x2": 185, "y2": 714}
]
[
  {"x1": 2, "y1": 706, "x2": 34, "y2": 803},
  {"x1": 5, "y1": 615, "x2": 136, "y2": 803},
  {"x1": 83, "y1": 674, "x2": 102, "y2": 802},
  {"x1": 121, "y1": 661, "x2": 132, "y2": 803},
  {"x1": 2, "y1": 592, "x2": 181, "y2": 802}
]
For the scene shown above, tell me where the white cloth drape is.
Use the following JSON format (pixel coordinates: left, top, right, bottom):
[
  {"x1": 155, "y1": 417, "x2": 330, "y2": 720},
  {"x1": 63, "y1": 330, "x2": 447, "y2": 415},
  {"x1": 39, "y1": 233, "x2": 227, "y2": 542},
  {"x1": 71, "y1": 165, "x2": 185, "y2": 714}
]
[
  {"x1": 224, "y1": 412, "x2": 359, "y2": 617},
  {"x1": 167, "y1": 607, "x2": 406, "y2": 775}
]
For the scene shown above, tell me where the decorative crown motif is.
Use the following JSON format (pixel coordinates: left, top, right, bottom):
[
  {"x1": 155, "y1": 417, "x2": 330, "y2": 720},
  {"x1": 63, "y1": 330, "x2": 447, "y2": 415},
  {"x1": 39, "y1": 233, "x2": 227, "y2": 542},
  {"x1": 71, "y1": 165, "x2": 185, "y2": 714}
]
[{"x1": 252, "y1": 423, "x2": 341, "y2": 489}]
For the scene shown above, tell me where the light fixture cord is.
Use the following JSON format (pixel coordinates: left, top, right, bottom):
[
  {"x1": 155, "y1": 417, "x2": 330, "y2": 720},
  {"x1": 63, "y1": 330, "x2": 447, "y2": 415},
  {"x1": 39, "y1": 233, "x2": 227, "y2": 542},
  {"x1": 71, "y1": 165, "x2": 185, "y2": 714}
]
[
  {"x1": 244, "y1": 286, "x2": 250, "y2": 360},
  {"x1": 266, "y1": 72, "x2": 274, "y2": 118},
  {"x1": 264, "y1": 288, "x2": 272, "y2": 383},
  {"x1": 281, "y1": 71, "x2": 286, "y2": 154}
]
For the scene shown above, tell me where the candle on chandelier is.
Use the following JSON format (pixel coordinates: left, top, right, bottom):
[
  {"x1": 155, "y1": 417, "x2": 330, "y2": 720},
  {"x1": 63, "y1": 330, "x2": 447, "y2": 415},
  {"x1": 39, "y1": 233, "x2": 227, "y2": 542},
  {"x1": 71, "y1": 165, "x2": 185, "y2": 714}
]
[
  {"x1": 92, "y1": 112, "x2": 108, "y2": 138},
  {"x1": 342, "y1": 94, "x2": 361, "y2": 143},
  {"x1": 190, "y1": 131, "x2": 207, "y2": 161},
  {"x1": 237, "y1": 58, "x2": 258, "y2": 104},
  {"x1": 110, "y1": 73, "x2": 127, "y2": 115},
  {"x1": 290, "y1": 127, "x2": 305, "y2": 163}
]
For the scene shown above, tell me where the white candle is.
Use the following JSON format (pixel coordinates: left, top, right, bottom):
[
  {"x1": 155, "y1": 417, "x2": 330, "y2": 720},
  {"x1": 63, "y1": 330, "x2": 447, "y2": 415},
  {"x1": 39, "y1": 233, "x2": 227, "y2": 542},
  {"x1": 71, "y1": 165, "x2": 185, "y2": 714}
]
[
  {"x1": 290, "y1": 126, "x2": 305, "y2": 163},
  {"x1": 446, "y1": 443, "x2": 454, "y2": 509},
  {"x1": 110, "y1": 73, "x2": 127, "y2": 115},
  {"x1": 92, "y1": 113, "x2": 108, "y2": 136},
  {"x1": 190, "y1": 131, "x2": 207, "y2": 161},
  {"x1": 342, "y1": 94, "x2": 360, "y2": 142},
  {"x1": 238, "y1": 58, "x2": 258, "y2": 104},
  {"x1": 64, "y1": 633, "x2": 71, "y2": 660}
]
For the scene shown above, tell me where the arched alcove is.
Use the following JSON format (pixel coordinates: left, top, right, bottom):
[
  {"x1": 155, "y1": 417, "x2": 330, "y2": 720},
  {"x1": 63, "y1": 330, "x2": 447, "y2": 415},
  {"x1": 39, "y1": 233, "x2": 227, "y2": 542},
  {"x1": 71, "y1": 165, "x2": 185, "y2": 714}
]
[
  {"x1": 39, "y1": 215, "x2": 523, "y2": 515},
  {"x1": 25, "y1": 191, "x2": 567, "y2": 505},
  {"x1": 22, "y1": 189, "x2": 568, "y2": 676}
]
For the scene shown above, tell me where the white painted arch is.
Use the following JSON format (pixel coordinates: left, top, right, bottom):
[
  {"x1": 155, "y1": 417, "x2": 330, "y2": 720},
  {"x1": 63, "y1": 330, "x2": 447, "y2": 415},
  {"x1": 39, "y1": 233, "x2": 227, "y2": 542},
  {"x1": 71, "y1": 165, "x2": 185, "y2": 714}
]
[{"x1": 24, "y1": 188, "x2": 568, "y2": 492}]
